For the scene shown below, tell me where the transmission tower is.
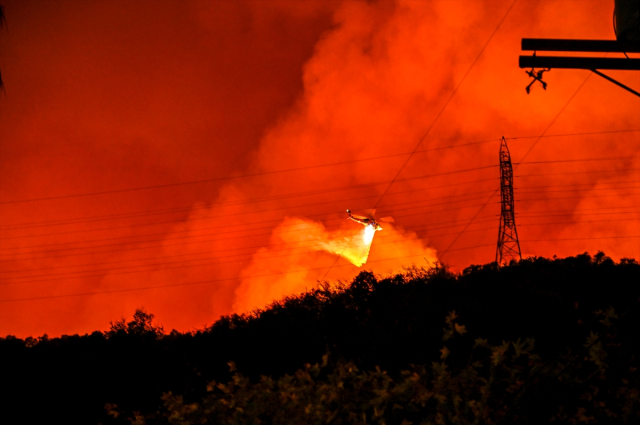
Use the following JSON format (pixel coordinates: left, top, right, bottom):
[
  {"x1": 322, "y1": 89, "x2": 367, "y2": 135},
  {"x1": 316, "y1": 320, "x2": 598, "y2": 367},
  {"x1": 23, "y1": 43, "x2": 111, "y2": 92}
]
[{"x1": 496, "y1": 137, "x2": 522, "y2": 265}]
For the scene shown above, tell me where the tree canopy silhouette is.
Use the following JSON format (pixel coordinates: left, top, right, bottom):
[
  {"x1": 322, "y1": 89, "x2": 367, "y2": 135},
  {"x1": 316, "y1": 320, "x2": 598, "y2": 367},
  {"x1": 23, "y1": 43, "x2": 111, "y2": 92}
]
[
  {"x1": 107, "y1": 308, "x2": 164, "y2": 338},
  {"x1": 0, "y1": 252, "x2": 638, "y2": 424}
]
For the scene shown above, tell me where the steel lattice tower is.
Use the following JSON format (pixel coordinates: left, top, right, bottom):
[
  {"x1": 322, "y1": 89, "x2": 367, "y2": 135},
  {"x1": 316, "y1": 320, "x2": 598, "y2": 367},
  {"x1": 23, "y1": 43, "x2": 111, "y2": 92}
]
[{"x1": 496, "y1": 137, "x2": 522, "y2": 265}]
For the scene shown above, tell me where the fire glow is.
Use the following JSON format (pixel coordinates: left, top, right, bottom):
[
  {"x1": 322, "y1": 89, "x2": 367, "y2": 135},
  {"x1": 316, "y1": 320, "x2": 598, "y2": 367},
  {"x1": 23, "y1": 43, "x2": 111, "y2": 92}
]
[
  {"x1": 1, "y1": 0, "x2": 636, "y2": 339},
  {"x1": 314, "y1": 219, "x2": 375, "y2": 267}
]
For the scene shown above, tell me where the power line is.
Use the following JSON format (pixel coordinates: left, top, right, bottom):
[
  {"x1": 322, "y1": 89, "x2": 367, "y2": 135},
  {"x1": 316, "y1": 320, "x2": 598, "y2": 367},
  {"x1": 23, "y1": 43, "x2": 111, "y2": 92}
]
[
  {"x1": 0, "y1": 187, "x2": 499, "y2": 251},
  {"x1": 517, "y1": 167, "x2": 640, "y2": 178},
  {"x1": 0, "y1": 229, "x2": 458, "y2": 287},
  {"x1": 3, "y1": 216, "x2": 495, "y2": 278},
  {"x1": 517, "y1": 184, "x2": 640, "y2": 194},
  {"x1": 507, "y1": 128, "x2": 640, "y2": 140},
  {"x1": 517, "y1": 192, "x2": 640, "y2": 202},
  {"x1": 0, "y1": 197, "x2": 500, "y2": 259},
  {"x1": 2, "y1": 157, "x2": 632, "y2": 241},
  {"x1": 0, "y1": 195, "x2": 500, "y2": 258},
  {"x1": 0, "y1": 249, "x2": 445, "y2": 303},
  {"x1": 516, "y1": 178, "x2": 640, "y2": 190},
  {"x1": 0, "y1": 152, "x2": 412, "y2": 205},
  {"x1": 3, "y1": 188, "x2": 633, "y2": 262},
  {"x1": 2, "y1": 187, "x2": 635, "y2": 261},
  {"x1": 515, "y1": 155, "x2": 638, "y2": 165},
  {"x1": 0, "y1": 175, "x2": 444, "y2": 230},
  {"x1": 519, "y1": 217, "x2": 640, "y2": 226},
  {"x1": 3, "y1": 229, "x2": 635, "y2": 301},
  {"x1": 1, "y1": 138, "x2": 636, "y2": 286},
  {"x1": 0, "y1": 140, "x2": 504, "y2": 206},
  {"x1": 0, "y1": 201, "x2": 499, "y2": 263},
  {"x1": 1, "y1": 128, "x2": 636, "y2": 207},
  {"x1": 521, "y1": 205, "x2": 639, "y2": 214},
  {"x1": 524, "y1": 235, "x2": 640, "y2": 242},
  {"x1": 0, "y1": 173, "x2": 504, "y2": 231},
  {"x1": 518, "y1": 209, "x2": 640, "y2": 217},
  {"x1": 0, "y1": 166, "x2": 498, "y2": 236},
  {"x1": 1, "y1": 224, "x2": 501, "y2": 286},
  {"x1": 445, "y1": 243, "x2": 495, "y2": 253},
  {"x1": 1, "y1": 216, "x2": 501, "y2": 277}
]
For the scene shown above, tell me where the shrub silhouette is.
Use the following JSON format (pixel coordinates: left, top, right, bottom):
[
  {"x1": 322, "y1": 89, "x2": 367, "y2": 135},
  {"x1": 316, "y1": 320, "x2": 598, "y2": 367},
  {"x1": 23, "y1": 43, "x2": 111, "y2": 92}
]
[
  {"x1": 124, "y1": 307, "x2": 639, "y2": 424},
  {"x1": 107, "y1": 308, "x2": 164, "y2": 338},
  {"x1": 0, "y1": 252, "x2": 638, "y2": 424}
]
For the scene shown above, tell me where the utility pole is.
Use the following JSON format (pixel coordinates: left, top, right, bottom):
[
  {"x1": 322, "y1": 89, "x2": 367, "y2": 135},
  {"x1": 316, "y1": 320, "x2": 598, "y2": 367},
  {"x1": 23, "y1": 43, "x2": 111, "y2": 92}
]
[
  {"x1": 519, "y1": 39, "x2": 640, "y2": 97},
  {"x1": 518, "y1": 2, "x2": 640, "y2": 97},
  {"x1": 496, "y1": 137, "x2": 522, "y2": 265}
]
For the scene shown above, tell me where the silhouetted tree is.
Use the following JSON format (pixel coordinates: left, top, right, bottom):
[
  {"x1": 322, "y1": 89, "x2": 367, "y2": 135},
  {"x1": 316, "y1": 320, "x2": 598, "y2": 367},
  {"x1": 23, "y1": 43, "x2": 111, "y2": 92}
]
[
  {"x1": 108, "y1": 308, "x2": 164, "y2": 338},
  {"x1": 1, "y1": 253, "x2": 638, "y2": 424}
]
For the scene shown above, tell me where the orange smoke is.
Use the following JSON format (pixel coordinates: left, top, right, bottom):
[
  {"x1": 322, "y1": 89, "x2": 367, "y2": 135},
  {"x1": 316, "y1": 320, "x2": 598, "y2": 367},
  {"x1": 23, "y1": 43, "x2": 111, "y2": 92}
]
[
  {"x1": 233, "y1": 217, "x2": 438, "y2": 313},
  {"x1": 0, "y1": 0, "x2": 638, "y2": 338}
]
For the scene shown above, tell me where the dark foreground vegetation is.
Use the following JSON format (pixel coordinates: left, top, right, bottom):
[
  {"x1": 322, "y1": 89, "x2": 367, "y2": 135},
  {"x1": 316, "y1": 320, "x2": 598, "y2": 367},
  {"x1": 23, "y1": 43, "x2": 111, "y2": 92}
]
[{"x1": 1, "y1": 253, "x2": 639, "y2": 424}]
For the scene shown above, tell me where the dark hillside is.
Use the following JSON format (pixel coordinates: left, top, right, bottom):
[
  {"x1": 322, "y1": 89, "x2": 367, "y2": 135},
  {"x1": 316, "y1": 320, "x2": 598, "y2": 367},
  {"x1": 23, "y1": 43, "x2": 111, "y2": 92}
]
[{"x1": 1, "y1": 252, "x2": 638, "y2": 424}]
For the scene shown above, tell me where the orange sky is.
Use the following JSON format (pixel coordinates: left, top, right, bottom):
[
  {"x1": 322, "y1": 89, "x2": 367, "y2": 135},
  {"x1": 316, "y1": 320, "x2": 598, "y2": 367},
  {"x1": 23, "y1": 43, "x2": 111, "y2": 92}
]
[{"x1": 0, "y1": 0, "x2": 638, "y2": 338}]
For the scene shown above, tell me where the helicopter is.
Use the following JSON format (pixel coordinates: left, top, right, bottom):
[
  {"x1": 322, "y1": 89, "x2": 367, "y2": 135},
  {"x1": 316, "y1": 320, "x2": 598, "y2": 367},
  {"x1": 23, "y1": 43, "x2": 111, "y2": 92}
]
[{"x1": 346, "y1": 209, "x2": 394, "y2": 231}]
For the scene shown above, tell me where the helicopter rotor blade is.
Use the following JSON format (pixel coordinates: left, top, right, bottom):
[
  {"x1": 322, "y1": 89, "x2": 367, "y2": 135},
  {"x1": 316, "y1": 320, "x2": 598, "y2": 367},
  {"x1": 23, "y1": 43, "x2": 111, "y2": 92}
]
[{"x1": 361, "y1": 208, "x2": 376, "y2": 219}]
